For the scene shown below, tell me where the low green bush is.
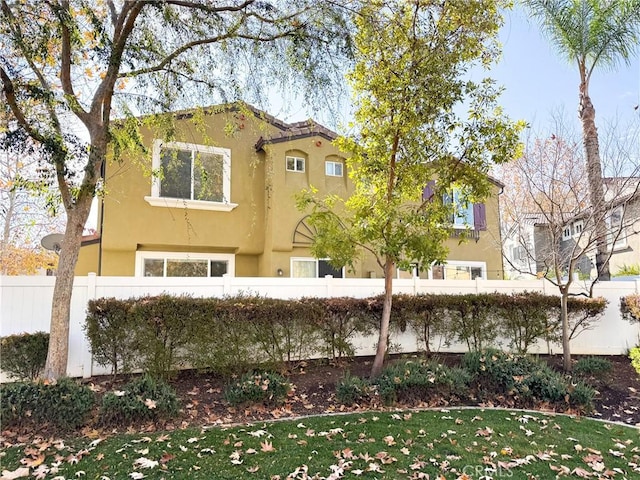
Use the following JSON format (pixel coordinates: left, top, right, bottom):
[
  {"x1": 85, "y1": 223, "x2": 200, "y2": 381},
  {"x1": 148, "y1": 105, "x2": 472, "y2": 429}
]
[
  {"x1": 0, "y1": 378, "x2": 94, "y2": 430},
  {"x1": 224, "y1": 371, "x2": 290, "y2": 406},
  {"x1": 573, "y1": 356, "x2": 613, "y2": 378},
  {"x1": 99, "y1": 375, "x2": 179, "y2": 425},
  {"x1": 630, "y1": 347, "x2": 640, "y2": 376},
  {"x1": 375, "y1": 360, "x2": 470, "y2": 405},
  {"x1": 336, "y1": 372, "x2": 371, "y2": 405},
  {"x1": 0, "y1": 332, "x2": 49, "y2": 380},
  {"x1": 462, "y1": 349, "x2": 594, "y2": 411}
]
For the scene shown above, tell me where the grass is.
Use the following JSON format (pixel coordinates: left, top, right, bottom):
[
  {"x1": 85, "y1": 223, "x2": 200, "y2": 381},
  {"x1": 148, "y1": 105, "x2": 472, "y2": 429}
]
[{"x1": 1, "y1": 408, "x2": 638, "y2": 479}]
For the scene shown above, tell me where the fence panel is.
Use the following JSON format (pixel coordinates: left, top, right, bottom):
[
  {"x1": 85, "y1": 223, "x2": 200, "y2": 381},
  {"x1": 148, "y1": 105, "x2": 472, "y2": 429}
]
[{"x1": 1, "y1": 275, "x2": 639, "y2": 380}]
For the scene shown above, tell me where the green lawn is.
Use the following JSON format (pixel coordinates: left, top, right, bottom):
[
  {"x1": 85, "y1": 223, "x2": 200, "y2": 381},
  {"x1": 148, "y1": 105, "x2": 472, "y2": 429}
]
[{"x1": 1, "y1": 408, "x2": 639, "y2": 479}]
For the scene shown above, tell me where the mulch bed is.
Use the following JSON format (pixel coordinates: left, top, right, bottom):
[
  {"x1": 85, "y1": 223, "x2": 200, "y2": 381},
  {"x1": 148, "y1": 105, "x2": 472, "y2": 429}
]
[{"x1": 2, "y1": 354, "x2": 639, "y2": 445}]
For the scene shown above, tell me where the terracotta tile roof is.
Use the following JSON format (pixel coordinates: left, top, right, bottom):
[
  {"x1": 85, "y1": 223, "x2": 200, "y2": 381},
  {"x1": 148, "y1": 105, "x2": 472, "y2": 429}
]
[{"x1": 254, "y1": 118, "x2": 338, "y2": 151}]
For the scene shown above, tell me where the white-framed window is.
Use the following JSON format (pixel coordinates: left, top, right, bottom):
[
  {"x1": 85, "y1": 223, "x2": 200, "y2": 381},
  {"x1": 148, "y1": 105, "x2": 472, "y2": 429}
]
[
  {"x1": 430, "y1": 261, "x2": 486, "y2": 280},
  {"x1": 286, "y1": 156, "x2": 305, "y2": 172},
  {"x1": 397, "y1": 263, "x2": 419, "y2": 279},
  {"x1": 607, "y1": 206, "x2": 627, "y2": 250},
  {"x1": 445, "y1": 187, "x2": 474, "y2": 228},
  {"x1": 135, "y1": 251, "x2": 235, "y2": 277},
  {"x1": 290, "y1": 257, "x2": 344, "y2": 278},
  {"x1": 562, "y1": 225, "x2": 572, "y2": 241},
  {"x1": 325, "y1": 161, "x2": 343, "y2": 177},
  {"x1": 573, "y1": 220, "x2": 584, "y2": 236},
  {"x1": 145, "y1": 140, "x2": 237, "y2": 212}
]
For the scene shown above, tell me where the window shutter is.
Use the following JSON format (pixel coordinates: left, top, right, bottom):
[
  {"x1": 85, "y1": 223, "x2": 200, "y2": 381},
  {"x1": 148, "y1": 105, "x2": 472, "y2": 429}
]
[
  {"x1": 422, "y1": 180, "x2": 436, "y2": 201},
  {"x1": 473, "y1": 203, "x2": 487, "y2": 231}
]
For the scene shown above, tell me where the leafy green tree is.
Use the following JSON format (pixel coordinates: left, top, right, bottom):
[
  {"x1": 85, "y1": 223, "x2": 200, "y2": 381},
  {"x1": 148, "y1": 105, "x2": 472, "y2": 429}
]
[
  {"x1": 0, "y1": 0, "x2": 351, "y2": 379},
  {"x1": 521, "y1": 0, "x2": 640, "y2": 281},
  {"x1": 298, "y1": 0, "x2": 523, "y2": 377}
]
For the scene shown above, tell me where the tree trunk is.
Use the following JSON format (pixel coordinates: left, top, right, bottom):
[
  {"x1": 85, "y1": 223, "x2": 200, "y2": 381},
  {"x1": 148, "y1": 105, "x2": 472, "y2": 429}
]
[
  {"x1": 579, "y1": 86, "x2": 610, "y2": 281},
  {"x1": 560, "y1": 287, "x2": 572, "y2": 373},
  {"x1": 42, "y1": 201, "x2": 93, "y2": 379},
  {"x1": 371, "y1": 257, "x2": 394, "y2": 377}
]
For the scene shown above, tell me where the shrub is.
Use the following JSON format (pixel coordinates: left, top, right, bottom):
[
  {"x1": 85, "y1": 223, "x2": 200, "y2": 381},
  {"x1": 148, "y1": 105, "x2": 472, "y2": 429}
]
[
  {"x1": 462, "y1": 349, "x2": 594, "y2": 410},
  {"x1": 446, "y1": 294, "x2": 500, "y2": 351},
  {"x1": 495, "y1": 292, "x2": 557, "y2": 353},
  {"x1": 129, "y1": 295, "x2": 200, "y2": 379},
  {"x1": 395, "y1": 294, "x2": 451, "y2": 354},
  {"x1": 85, "y1": 298, "x2": 136, "y2": 376},
  {"x1": 313, "y1": 297, "x2": 375, "y2": 361},
  {"x1": 336, "y1": 373, "x2": 371, "y2": 405},
  {"x1": 224, "y1": 371, "x2": 290, "y2": 406},
  {"x1": 573, "y1": 356, "x2": 613, "y2": 378},
  {"x1": 0, "y1": 378, "x2": 94, "y2": 430},
  {"x1": 99, "y1": 375, "x2": 179, "y2": 425},
  {"x1": 0, "y1": 332, "x2": 49, "y2": 380},
  {"x1": 620, "y1": 294, "x2": 640, "y2": 323},
  {"x1": 630, "y1": 347, "x2": 640, "y2": 376},
  {"x1": 375, "y1": 360, "x2": 470, "y2": 405}
]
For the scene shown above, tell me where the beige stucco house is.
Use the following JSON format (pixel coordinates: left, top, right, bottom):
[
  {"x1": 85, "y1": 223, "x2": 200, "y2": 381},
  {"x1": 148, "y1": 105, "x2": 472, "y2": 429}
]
[{"x1": 76, "y1": 104, "x2": 505, "y2": 280}]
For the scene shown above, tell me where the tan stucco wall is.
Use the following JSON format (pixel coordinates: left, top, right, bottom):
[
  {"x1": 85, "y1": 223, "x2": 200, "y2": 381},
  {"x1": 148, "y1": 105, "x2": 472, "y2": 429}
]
[
  {"x1": 98, "y1": 109, "x2": 276, "y2": 276},
  {"x1": 90, "y1": 106, "x2": 504, "y2": 279},
  {"x1": 75, "y1": 242, "x2": 100, "y2": 275}
]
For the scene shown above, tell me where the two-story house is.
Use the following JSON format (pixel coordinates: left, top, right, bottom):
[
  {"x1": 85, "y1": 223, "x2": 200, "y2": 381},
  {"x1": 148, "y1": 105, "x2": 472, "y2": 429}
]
[
  {"x1": 76, "y1": 103, "x2": 505, "y2": 279},
  {"x1": 503, "y1": 178, "x2": 640, "y2": 280}
]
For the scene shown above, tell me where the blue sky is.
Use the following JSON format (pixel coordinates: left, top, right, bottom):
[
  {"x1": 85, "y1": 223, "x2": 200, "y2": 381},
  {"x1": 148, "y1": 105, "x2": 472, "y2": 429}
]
[{"x1": 496, "y1": 7, "x2": 640, "y2": 131}]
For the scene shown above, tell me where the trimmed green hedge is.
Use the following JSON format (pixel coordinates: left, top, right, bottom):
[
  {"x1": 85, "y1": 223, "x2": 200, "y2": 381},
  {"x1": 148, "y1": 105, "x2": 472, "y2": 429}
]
[{"x1": 84, "y1": 292, "x2": 607, "y2": 379}]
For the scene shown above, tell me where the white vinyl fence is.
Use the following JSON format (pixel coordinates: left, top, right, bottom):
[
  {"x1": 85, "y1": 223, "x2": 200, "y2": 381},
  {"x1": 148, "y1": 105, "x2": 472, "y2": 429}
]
[{"x1": 1, "y1": 274, "x2": 639, "y2": 381}]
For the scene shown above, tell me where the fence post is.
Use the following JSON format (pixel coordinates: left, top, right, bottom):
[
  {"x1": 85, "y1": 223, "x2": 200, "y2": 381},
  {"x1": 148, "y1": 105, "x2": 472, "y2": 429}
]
[
  {"x1": 222, "y1": 273, "x2": 231, "y2": 296},
  {"x1": 475, "y1": 276, "x2": 481, "y2": 294},
  {"x1": 413, "y1": 274, "x2": 419, "y2": 296},
  {"x1": 82, "y1": 273, "x2": 97, "y2": 379},
  {"x1": 325, "y1": 275, "x2": 334, "y2": 297},
  {"x1": 636, "y1": 279, "x2": 640, "y2": 294}
]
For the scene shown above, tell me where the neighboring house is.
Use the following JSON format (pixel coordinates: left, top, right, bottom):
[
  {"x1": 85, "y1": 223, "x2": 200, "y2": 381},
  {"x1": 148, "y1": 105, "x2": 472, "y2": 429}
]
[
  {"x1": 76, "y1": 103, "x2": 505, "y2": 279},
  {"x1": 503, "y1": 178, "x2": 640, "y2": 280}
]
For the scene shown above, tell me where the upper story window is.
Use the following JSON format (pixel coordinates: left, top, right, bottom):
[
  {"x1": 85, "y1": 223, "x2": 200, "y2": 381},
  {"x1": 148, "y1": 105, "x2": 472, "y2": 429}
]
[
  {"x1": 562, "y1": 225, "x2": 572, "y2": 241},
  {"x1": 325, "y1": 160, "x2": 343, "y2": 177},
  {"x1": 446, "y1": 187, "x2": 474, "y2": 228},
  {"x1": 145, "y1": 140, "x2": 236, "y2": 212},
  {"x1": 286, "y1": 156, "x2": 305, "y2": 172},
  {"x1": 607, "y1": 205, "x2": 627, "y2": 250}
]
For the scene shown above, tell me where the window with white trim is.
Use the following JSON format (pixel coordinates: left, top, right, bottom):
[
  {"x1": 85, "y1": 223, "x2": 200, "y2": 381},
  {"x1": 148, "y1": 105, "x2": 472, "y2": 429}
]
[
  {"x1": 562, "y1": 225, "x2": 572, "y2": 241},
  {"x1": 573, "y1": 220, "x2": 584, "y2": 236},
  {"x1": 286, "y1": 156, "x2": 305, "y2": 172},
  {"x1": 445, "y1": 187, "x2": 474, "y2": 228},
  {"x1": 325, "y1": 161, "x2": 343, "y2": 177},
  {"x1": 290, "y1": 258, "x2": 343, "y2": 278},
  {"x1": 430, "y1": 261, "x2": 486, "y2": 280},
  {"x1": 145, "y1": 140, "x2": 236, "y2": 212},
  {"x1": 607, "y1": 206, "x2": 627, "y2": 250},
  {"x1": 135, "y1": 252, "x2": 234, "y2": 277}
]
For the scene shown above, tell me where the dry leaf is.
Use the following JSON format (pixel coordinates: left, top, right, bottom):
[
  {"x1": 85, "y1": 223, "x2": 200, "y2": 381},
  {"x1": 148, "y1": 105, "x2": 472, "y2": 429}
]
[
  {"x1": 1, "y1": 467, "x2": 30, "y2": 479},
  {"x1": 260, "y1": 440, "x2": 276, "y2": 452}
]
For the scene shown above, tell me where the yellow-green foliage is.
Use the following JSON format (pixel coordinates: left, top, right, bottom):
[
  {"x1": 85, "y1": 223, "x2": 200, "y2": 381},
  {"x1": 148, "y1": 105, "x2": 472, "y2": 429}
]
[{"x1": 630, "y1": 347, "x2": 640, "y2": 376}]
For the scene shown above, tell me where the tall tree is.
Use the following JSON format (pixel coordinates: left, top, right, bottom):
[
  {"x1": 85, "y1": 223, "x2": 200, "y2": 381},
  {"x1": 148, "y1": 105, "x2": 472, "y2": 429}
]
[
  {"x1": 521, "y1": 0, "x2": 640, "y2": 281},
  {"x1": 0, "y1": 0, "x2": 351, "y2": 379},
  {"x1": 298, "y1": 0, "x2": 523, "y2": 377}
]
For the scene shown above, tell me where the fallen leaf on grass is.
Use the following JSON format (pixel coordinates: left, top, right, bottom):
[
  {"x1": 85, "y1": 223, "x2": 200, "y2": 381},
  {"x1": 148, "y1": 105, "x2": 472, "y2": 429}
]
[
  {"x1": 260, "y1": 440, "x2": 276, "y2": 452},
  {"x1": 133, "y1": 458, "x2": 158, "y2": 469},
  {"x1": 0, "y1": 467, "x2": 30, "y2": 479}
]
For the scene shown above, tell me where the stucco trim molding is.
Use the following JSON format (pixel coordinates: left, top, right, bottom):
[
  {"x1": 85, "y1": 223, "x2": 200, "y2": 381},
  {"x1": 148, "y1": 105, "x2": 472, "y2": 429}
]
[{"x1": 144, "y1": 196, "x2": 238, "y2": 212}]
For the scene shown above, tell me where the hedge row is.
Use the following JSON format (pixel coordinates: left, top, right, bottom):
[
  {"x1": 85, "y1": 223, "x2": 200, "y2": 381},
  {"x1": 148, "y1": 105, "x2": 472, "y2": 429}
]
[{"x1": 85, "y1": 293, "x2": 607, "y2": 379}]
